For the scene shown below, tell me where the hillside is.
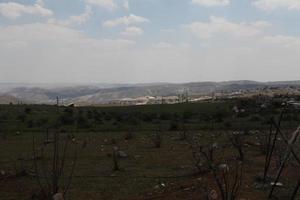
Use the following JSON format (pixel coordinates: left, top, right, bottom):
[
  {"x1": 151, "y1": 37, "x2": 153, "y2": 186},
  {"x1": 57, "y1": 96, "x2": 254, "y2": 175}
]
[
  {"x1": 0, "y1": 95, "x2": 21, "y2": 104},
  {"x1": 0, "y1": 80, "x2": 299, "y2": 104}
]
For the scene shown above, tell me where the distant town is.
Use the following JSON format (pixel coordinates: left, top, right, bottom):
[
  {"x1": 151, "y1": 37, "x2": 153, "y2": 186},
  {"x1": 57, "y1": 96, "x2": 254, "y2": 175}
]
[{"x1": 105, "y1": 86, "x2": 300, "y2": 106}]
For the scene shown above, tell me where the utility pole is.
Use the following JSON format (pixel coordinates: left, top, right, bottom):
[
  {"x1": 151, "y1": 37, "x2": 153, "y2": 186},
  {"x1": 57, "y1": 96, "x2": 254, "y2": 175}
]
[{"x1": 185, "y1": 89, "x2": 189, "y2": 103}]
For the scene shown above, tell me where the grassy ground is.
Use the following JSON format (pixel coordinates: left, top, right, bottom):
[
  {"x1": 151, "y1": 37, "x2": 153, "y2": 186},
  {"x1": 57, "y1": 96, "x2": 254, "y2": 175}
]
[
  {"x1": 0, "y1": 129, "x2": 299, "y2": 200},
  {"x1": 0, "y1": 101, "x2": 299, "y2": 199},
  {"x1": 0, "y1": 99, "x2": 299, "y2": 133}
]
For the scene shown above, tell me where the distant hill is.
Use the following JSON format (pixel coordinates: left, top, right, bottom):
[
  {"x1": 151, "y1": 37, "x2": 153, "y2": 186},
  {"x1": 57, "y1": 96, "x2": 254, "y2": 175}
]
[
  {"x1": 0, "y1": 95, "x2": 21, "y2": 104},
  {"x1": 1, "y1": 80, "x2": 299, "y2": 105}
]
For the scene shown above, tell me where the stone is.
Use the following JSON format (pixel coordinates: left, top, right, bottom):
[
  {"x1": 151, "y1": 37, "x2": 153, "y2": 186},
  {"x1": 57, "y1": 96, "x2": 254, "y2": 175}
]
[
  {"x1": 218, "y1": 164, "x2": 229, "y2": 172},
  {"x1": 0, "y1": 170, "x2": 6, "y2": 176},
  {"x1": 154, "y1": 185, "x2": 160, "y2": 190},
  {"x1": 113, "y1": 146, "x2": 119, "y2": 151},
  {"x1": 118, "y1": 151, "x2": 128, "y2": 158},
  {"x1": 270, "y1": 182, "x2": 284, "y2": 187},
  {"x1": 53, "y1": 193, "x2": 64, "y2": 200},
  {"x1": 183, "y1": 186, "x2": 195, "y2": 191},
  {"x1": 212, "y1": 142, "x2": 218, "y2": 148}
]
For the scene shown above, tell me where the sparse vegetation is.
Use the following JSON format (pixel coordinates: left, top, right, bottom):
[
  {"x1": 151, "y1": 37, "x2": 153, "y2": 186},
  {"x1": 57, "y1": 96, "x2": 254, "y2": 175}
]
[{"x1": 0, "y1": 99, "x2": 299, "y2": 199}]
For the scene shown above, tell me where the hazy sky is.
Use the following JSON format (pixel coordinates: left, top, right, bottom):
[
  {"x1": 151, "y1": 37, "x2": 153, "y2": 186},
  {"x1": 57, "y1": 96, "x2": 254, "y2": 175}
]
[{"x1": 0, "y1": 0, "x2": 300, "y2": 83}]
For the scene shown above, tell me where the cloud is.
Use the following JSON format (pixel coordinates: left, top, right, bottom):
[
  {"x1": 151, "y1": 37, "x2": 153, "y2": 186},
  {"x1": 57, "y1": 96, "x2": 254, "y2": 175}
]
[
  {"x1": 85, "y1": 0, "x2": 117, "y2": 10},
  {"x1": 0, "y1": 23, "x2": 128, "y2": 45},
  {"x1": 48, "y1": 6, "x2": 92, "y2": 26},
  {"x1": 0, "y1": 23, "x2": 137, "y2": 83},
  {"x1": 191, "y1": 0, "x2": 230, "y2": 7},
  {"x1": 123, "y1": 0, "x2": 130, "y2": 11},
  {"x1": 36, "y1": 0, "x2": 45, "y2": 7},
  {"x1": 160, "y1": 28, "x2": 175, "y2": 33},
  {"x1": 103, "y1": 14, "x2": 149, "y2": 27},
  {"x1": 152, "y1": 42, "x2": 173, "y2": 48},
  {"x1": 121, "y1": 26, "x2": 143, "y2": 37},
  {"x1": 263, "y1": 35, "x2": 300, "y2": 47},
  {"x1": 1, "y1": 21, "x2": 300, "y2": 83},
  {"x1": 253, "y1": 0, "x2": 300, "y2": 11},
  {"x1": 185, "y1": 16, "x2": 270, "y2": 39},
  {"x1": 0, "y1": 1, "x2": 53, "y2": 19}
]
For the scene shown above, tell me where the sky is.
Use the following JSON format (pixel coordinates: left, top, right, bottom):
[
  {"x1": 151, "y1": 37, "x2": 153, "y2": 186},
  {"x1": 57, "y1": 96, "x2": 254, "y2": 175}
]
[{"x1": 0, "y1": 0, "x2": 300, "y2": 84}]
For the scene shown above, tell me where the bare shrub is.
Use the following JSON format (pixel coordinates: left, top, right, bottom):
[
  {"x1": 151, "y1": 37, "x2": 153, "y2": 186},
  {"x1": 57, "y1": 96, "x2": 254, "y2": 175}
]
[
  {"x1": 189, "y1": 133, "x2": 244, "y2": 200},
  {"x1": 188, "y1": 134, "x2": 215, "y2": 173},
  {"x1": 215, "y1": 162, "x2": 243, "y2": 200},
  {"x1": 33, "y1": 97, "x2": 77, "y2": 200},
  {"x1": 228, "y1": 132, "x2": 244, "y2": 161},
  {"x1": 179, "y1": 123, "x2": 187, "y2": 140},
  {"x1": 112, "y1": 146, "x2": 120, "y2": 171},
  {"x1": 152, "y1": 130, "x2": 162, "y2": 148},
  {"x1": 32, "y1": 131, "x2": 77, "y2": 200},
  {"x1": 197, "y1": 147, "x2": 243, "y2": 200},
  {"x1": 256, "y1": 130, "x2": 269, "y2": 155}
]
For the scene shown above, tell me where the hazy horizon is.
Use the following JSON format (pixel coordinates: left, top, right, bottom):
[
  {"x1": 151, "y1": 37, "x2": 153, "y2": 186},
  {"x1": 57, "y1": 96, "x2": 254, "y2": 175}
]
[
  {"x1": 1, "y1": 79, "x2": 300, "y2": 86},
  {"x1": 1, "y1": 0, "x2": 300, "y2": 83}
]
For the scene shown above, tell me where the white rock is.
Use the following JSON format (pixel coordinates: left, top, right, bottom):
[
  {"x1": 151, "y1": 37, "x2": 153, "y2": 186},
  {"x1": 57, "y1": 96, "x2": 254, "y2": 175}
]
[
  {"x1": 53, "y1": 193, "x2": 64, "y2": 200},
  {"x1": 219, "y1": 164, "x2": 229, "y2": 172},
  {"x1": 118, "y1": 151, "x2": 128, "y2": 158},
  {"x1": 270, "y1": 182, "x2": 284, "y2": 187}
]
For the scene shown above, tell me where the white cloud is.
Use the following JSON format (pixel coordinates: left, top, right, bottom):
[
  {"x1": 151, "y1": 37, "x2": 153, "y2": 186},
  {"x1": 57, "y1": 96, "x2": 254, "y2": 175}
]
[
  {"x1": 121, "y1": 26, "x2": 143, "y2": 37},
  {"x1": 7, "y1": 23, "x2": 134, "y2": 47},
  {"x1": 85, "y1": 0, "x2": 117, "y2": 10},
  {"x1": 191, "y1": 0, "x2": 230, "y2": 7},
  {"x1": 1, "y1": 22, "x2": 300, "y2": 83},
  {"x1": 36, "y1": 0, "x2": 45, "y2": 7},
  {"x1": 253, "y1": 0, "x2": 300, "y2": 11},
  {"x1": 48, "y1": 6, "x2": 92, "y2": 26},
  {"x1": 0, "y1": 1, "x2": 53, "y2": 19},
  {"x1": 263, "y1": 35, "x2": 300, "y2": 47},
  {"x1": 186, "y1": 16, "x2": 270, "y2": 39},
  {"x1": 152, "y1": 42, "x2": 173, "y2": 48},
  {"x1": 0, "y1": 23, "x2": 137, "y2": 83},
  {"x1": 160, "y1": 28, "x2": 175, "y2": 33},
  {"x1": 123, "y1": 0, "x2": 130, "y2": 11},
  {"x1": 103, "y1": 14, "x2": 149, "y2": 27}
]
